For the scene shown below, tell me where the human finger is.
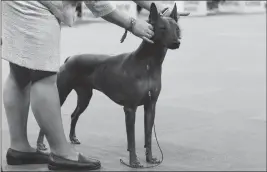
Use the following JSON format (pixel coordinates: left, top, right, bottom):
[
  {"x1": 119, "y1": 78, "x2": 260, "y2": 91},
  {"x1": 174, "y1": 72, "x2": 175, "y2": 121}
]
[
  {"x1": 142, "y1": 36, "x2": 154, "y2": 44},
  {"x1": 146, "y1": 30, "x2": 154, "y2": 37}
]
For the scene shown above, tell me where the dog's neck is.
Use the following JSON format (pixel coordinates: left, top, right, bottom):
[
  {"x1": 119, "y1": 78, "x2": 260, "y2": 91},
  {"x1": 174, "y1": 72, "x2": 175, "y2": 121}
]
[{"x1": 133, "y1": 40, "x2": 168, "y2": 64}]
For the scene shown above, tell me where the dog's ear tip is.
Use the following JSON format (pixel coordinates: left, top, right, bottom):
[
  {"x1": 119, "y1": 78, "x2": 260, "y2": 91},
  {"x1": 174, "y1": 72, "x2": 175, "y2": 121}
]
[
  {"x1": 150, "y1": 2, "x2": 158, "y2": 14},
  {"x1": 174, "y1": 3, "x2": 177, "y2": 10},
  {"x1": 150, "y1": 2, "x2": 157, "y2": 9},
  {"x1": 149, "y1": 2, "x2": 158, "y2": 21}
]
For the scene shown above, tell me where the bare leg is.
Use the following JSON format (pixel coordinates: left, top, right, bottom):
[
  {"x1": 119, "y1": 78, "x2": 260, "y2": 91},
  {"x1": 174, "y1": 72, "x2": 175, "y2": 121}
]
[
  {"x1": 3, "y1": 72, "x2": 34, "y2": 152},
  {"x1": 30, "y1": 74, "x2": 78, "y2": 159},
  {"x1": 37, "y1": 66, "x2": 74, "y2": 151}
]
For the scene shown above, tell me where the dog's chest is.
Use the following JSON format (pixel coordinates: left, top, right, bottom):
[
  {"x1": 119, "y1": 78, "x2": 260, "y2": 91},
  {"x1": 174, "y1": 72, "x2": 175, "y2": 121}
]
[
  {"x1": 92, "y1": 60, "x2": 161, "y2": 106},
  {"x1": 134, "y1": 62, "x2": 162, "y2": 96}
]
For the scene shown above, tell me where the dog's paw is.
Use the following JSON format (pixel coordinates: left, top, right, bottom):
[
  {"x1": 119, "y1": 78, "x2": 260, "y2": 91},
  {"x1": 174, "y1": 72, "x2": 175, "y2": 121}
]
[
  {"x1": 70, "y1": 137, "x2": 81, "y2": 144},
  {"x1": 37, "y1": 143, "x2": 47, "y2": 151},
  {"x1": 130, "y1": 159, "x2": 144, "y2": 168},
  {"x1": 146, "y1": 157, "x2": 161, "y2": 164}
]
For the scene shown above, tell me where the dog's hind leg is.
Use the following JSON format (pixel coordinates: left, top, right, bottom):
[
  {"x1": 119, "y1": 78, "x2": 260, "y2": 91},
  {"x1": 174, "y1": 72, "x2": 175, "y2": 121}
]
[
  {"x1": 69, "y1": 86, "x2": 93, "y2": 144},
  {"x1": 36, "y1": 129, "x2": 47, "y2": 151}
]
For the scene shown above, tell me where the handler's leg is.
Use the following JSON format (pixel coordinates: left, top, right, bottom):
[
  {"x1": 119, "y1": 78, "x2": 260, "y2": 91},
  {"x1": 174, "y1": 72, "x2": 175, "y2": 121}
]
[
  {"x1": 30, "y1": 72, "x2": 77, "y2": 158},
  {"x1": 31, "y1": 71, "x2": 101, "y2": 170},
  {"x1": 3, "y1": 63, "x2": 33, "y2": 152}
]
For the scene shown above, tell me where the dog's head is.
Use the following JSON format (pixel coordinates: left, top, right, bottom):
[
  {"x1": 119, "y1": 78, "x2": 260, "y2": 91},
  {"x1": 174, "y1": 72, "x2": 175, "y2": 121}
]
[{"x1": 148, "y1": 3, "x2": 189, "y2": 49}]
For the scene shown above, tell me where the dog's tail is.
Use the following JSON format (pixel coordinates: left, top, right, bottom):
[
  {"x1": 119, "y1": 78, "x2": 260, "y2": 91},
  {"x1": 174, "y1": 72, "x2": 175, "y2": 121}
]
[{"x1": 64, "y1": 56, "x2": 71, "y2": 64}]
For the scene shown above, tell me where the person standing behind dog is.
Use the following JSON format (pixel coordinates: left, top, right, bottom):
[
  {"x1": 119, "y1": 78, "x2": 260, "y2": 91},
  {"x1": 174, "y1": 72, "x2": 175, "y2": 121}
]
[{"x1": 2, "y1": 1, "x2": 171, "y2": 170}]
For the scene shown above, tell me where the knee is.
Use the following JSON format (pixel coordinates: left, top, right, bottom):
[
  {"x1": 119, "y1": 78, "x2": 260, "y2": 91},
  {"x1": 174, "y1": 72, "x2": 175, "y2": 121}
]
[
  {"x1": 3, "y1": 88, "x2": 14, "y2": 109},
  {"x1": 3, "y1": 74, "x2": 21, "y2": 107},
  {"x1": 3, "y1": 73, "x2": 14, "y2": 93}
]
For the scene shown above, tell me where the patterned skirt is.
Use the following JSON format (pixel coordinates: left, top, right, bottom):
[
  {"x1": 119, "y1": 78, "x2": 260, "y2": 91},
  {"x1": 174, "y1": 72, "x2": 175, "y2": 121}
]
[{"x1": 2, "y1": 1, "x2": 61, "y2": 72}]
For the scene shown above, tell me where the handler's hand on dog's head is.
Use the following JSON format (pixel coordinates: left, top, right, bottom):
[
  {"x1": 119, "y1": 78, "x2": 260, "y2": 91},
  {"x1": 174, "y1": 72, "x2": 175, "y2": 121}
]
[{"x1": 132, "y1": 19, "x2": 154, "y2": 44}]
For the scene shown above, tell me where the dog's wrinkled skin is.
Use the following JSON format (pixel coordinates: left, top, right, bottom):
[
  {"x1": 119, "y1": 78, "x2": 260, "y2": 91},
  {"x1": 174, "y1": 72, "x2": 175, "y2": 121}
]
[{"x1": 37, "y1": 3, "x2": 188, "y2": 167}]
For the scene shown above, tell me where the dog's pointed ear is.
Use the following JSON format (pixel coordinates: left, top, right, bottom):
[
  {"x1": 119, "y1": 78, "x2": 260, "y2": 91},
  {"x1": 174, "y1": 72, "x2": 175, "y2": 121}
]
[
  {"x1": 149, "y1": 3, "x2": 158, "y2": 24},
  {"x1": 170, "y1": 3, "x2": 178, "y2": 22}
]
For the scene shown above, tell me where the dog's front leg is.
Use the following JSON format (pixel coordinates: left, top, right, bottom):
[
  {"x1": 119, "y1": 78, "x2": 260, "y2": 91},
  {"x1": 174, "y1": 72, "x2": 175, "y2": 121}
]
[
  {"x1": 123, "y1": 106, "x2": 143, "y2": 168},
  {"x1": 144, "y1": 100, "x2": 160, "y2": 164}
]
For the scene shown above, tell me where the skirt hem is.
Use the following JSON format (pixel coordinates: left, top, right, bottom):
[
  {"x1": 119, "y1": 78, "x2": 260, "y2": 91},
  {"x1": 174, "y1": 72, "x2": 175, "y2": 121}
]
[{"x1": 2, "y1": 57, "x2": 59, "y2": 72}]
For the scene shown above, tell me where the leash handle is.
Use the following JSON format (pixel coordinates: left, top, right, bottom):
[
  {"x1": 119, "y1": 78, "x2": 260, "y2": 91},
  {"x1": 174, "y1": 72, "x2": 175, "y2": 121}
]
[
  {"x1": 120, "y1": 29, "x2": 128, "y2": 43},
  {"x1": 120, "y1": 17, "x2": 136, "y2": 43}
]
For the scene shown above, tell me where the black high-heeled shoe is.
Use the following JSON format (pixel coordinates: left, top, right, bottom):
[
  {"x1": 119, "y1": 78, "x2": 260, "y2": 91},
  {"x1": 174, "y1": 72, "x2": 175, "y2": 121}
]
[
  {"x1": 6, "y1": 148, "x2": 49, "y2": 165},
  {"x1": 48, "y1": 153, "x2": 101, "y2": 170}
]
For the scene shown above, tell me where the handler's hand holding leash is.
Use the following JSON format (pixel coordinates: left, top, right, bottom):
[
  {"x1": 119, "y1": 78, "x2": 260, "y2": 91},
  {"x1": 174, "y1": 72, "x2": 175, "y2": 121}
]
[
  {"x1": 120, "y1": 17, "x2": 154, "y2": 44},
  {"x1": 132, "y1": 19, "x2": 154, "y2": 44},
  {"x1": 121, "y1": 8, "x2": 170, "y2": 44},
  {"x1": 120, "y1": 7, "x2": 189, "y2": 44}
]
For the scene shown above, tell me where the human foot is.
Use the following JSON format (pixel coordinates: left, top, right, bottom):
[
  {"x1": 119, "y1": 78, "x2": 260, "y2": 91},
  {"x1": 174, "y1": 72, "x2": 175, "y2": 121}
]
[
  {"x1": 6, "y1": 148, "x2": 49, "y2": 165},
  {"x1": 48, "y1": 152, "x2": 101, "y2": 170}
]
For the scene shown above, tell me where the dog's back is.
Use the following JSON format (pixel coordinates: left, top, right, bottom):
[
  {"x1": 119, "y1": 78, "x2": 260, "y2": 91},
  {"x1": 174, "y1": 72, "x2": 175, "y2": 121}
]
[
  {"x1": 61, "y1": 52, "x2": 131, "y2": 74},
  {"x1": 64, "y1": 56, "x2": 71, "y2": 63}
]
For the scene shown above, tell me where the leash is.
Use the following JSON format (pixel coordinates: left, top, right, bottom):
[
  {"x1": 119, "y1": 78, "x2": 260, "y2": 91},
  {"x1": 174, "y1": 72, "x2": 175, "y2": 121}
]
[
  {"x1": 120, "y1": 123, "x2": 164, "y2": 169},
  {"x1": 120, "y1": 29, "x2": 128, "y2": 43}
]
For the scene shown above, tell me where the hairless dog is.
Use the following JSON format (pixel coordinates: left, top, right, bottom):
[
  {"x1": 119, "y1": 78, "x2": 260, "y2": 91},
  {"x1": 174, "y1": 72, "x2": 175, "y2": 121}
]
[{"x1": 37, "y1": 3, "x2": 189, "y2": 168}]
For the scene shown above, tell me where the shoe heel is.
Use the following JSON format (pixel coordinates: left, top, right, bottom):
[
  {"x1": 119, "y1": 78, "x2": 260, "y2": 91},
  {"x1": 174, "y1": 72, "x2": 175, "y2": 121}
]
[
  {"x1": 48, "y1": 164, "x2": 56, "y2": 170},
  {"x1": 48, "y1": 164, "x2": 64, "y2": 171},
  {"x1": 6, "y1": 155, "x2": 23, "y2": 165}
]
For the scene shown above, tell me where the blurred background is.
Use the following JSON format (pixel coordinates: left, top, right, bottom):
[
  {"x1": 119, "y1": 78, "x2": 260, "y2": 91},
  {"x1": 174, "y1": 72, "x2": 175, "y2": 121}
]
[{"x1": 1, "y1": 1, "x2": 266, "y2": 171}]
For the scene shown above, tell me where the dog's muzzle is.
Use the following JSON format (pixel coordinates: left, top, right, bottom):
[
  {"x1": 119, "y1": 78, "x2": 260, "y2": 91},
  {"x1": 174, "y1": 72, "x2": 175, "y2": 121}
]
[{"x1": 169, "y1": 41, "x2": 180, "y2": 49}]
